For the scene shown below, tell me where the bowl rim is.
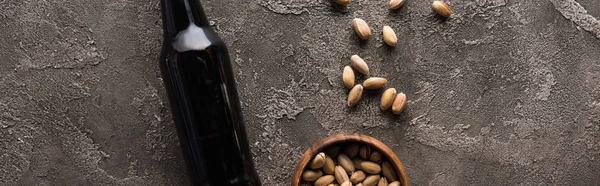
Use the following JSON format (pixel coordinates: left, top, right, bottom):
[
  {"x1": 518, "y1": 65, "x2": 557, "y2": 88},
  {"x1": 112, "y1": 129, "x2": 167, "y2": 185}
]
[{"x1": 291, "y1": 133, "x2": 409, "y2": 186}]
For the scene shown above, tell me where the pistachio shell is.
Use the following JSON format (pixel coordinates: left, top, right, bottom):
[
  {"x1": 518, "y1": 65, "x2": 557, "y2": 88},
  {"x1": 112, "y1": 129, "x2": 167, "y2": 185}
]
[
  {"x1": 348, "y1": 85, "x2": 363, "y2": 107},
  {"x1": 382, "y1": 161, "x2": 398, "y2": 182},
  {"x1": 323, "y1": 155, "x2": 336, "y2": 175},
  {"x1": 352, "y1": 18, "x2": 372, "y2": 40},
  {"x1": 310, "y1": 152, "x2": 326, "y2": 169},
  {"x1": 378, "y1": 177, "x2": 388, "y2": 186},
  {"x1": 338, "y1": 154, "x2": 355, "y2": 174},
  {"x1": 380, "y1": 88, "x2": 397, "y2": 110},
  {"x1": 382, "y1": 26, "x2": 397, "y2": 46},
  {"x1": 392, "y1": 93, "x2": 407, "y2": 114},
  {"x1": 369, "y1": 151, "x2": 382, "y2": 163},
  {"x1": 350, "y1": 55, "x2": 369, "y2": 75},
  {"x1": 389, "y1": 0, "x2": 406, "y2": 9},
  {"x1": 359, "y1": 145, "x2": 371, "y2": 159},
  {"x1": 363, "y1": 77, "x2": 388, "y2": 89},
  {"x1": 432, "y1": 1, "x2": 452, "y2": 17},
  {"x1": 352, "y1": 158, "x2": 364, "y2": 170},
  {"x1": 303, "y1": 169, "x2": 323, "y2": 181},
  {"x1": 343, "y1": 66, "x2": 355, "y2": 89},
  {"x1": 362, "y1": 175, "x2": 381, "y2": 186},
  {"x1": 350, "y1": 170, "x2": 366, "y2": 184},
  {"x1": 315, "y1": 175, "x2": 335, "y2": 186},
  {"x1": 344, "y1": 143, "x2": 361, "y2": 158},
  {"x1": 360, "y1": 161, "x2": 381, "y2": 174},
  {"x1": 335, "y1": 165, "x2": 350, "y2": 184}
]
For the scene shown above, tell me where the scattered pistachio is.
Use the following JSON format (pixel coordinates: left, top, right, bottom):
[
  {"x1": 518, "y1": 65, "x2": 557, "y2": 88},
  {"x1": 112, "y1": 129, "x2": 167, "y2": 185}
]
[
  {"x1": 382, "y1": 26, "x2": 398, "y2": 46},
  {"x1": 352, "y1": 18, "x2": 372, "y2": 40},
  {"x1": 348, "y1": 85, "x2": 364, "y2": 107},
  {"x1": 432, "y1": 1, "x2": 452, "y2": 17},
  {"x1": 389, "y1": 0, "x2": 406, "y2": 9}
]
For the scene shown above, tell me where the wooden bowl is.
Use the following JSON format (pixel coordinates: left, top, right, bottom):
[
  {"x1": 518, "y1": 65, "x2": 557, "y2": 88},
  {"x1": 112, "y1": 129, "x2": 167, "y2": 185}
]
[{"x1": 291, "y1": 133, "x2": 409, "y2": 186}]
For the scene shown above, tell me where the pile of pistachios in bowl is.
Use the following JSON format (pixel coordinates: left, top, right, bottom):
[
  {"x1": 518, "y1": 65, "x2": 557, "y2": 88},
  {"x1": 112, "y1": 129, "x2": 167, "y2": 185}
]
[{"x1": 300, "y1": 143, "x2": 401, "y2": 186}]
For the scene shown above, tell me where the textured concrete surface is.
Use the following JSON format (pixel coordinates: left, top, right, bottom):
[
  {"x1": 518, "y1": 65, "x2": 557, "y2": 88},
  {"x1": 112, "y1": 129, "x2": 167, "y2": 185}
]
[{"x1": 1, "y1": 0, "x2": 600, "y2": 185}]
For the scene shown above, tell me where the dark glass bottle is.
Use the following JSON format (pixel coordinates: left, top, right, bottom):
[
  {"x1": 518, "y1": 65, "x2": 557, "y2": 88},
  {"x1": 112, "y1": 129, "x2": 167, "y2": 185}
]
[{"x1": 159, "y1": 0, "x2": 261, "y2": 185}]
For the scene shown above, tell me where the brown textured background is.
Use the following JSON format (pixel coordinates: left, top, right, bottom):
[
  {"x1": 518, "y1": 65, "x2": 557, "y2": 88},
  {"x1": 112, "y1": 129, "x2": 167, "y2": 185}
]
[{"x1": 1, "y1": 0, "x2": 600, "y2": 185}]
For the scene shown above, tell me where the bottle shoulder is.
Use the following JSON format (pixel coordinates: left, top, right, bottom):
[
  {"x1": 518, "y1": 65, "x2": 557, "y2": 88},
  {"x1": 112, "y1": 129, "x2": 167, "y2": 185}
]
[
  {"x1": 173, "y1": 24, "x2": 224, "y2": 52},
  {"x1": 163, "y1": 23, "x2": 225, "y2": 51}
]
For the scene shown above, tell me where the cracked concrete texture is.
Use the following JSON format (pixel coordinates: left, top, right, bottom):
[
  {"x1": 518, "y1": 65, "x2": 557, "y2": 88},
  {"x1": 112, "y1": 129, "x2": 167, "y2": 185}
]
[{"x1": 1, "y1": 0, "x2": 599, "y2": 185}]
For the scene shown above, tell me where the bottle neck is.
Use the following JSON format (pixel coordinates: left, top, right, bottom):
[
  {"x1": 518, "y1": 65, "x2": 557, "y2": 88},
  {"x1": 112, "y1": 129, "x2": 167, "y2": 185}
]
[{"x1": 161, "y1": 0, "x2": 210, "y2": 40}]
